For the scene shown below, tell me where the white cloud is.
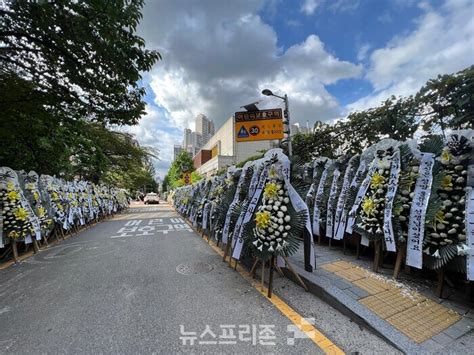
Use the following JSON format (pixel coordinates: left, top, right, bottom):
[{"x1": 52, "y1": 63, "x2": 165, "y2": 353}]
[
  {"x1": 124, "y1": 105, "x2": 182, "y2": 178},
  {"x1": 300, "y1": 0, "x2": 359, "y2": 15},
  {"x1": 348, "y1": 0, "x2": 474, "y2": 111},
  {"x1": 300, "y1": 0, "x2": 319, "y2": 15},
  {"x1": 327, "y1": 0, "x2": 360, "y2": 12},
  {"x1": 133, "y1": 0, "x2": 363, "y2": 175},
  {"x1": 356, "y1": 43, "x2": 371, "y2": 61},
  {"x1": 137, "y1": 0, "x2": 361, "y2": 137}
]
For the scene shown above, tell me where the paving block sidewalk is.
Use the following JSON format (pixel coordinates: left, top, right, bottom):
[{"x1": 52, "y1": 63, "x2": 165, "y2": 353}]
[{"x1": 286, "y1": 242, "x2": 473, "y2": 353}]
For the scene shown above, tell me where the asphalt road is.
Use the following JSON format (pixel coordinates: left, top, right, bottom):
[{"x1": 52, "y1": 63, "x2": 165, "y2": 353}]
[{"x1": 0, "y1": 203, "x2": 397, "y2": 354}]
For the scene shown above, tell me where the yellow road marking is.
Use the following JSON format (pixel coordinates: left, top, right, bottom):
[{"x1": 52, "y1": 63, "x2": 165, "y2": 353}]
[{"x1": 183, "y1": 217, "x2": 344, "y2": 354}]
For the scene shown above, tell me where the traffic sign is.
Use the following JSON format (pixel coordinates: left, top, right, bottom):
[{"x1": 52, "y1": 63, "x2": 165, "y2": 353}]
[
  {"x1": 182, "y1": 172, "x2": 192, "y2": 185},
  {"x1": 234, "y1": 108, "x2": 284, "y2": 142}
]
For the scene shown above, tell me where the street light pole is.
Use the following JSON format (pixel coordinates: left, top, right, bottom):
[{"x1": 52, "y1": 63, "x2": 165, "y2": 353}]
[
  {"x1": 262, "y1": 89, "x2": 292, "y2": 157},
  {"x1": 283, "y1": 93, "x2": 292, "y2": 157}
]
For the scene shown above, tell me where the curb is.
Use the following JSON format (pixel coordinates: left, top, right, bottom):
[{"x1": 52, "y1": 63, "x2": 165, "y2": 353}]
[{"x1": 281, "y1": 261, "x2": 423, "y2": 353}]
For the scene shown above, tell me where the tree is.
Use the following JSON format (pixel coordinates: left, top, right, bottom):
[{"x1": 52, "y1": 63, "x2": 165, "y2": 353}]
[
  {"x1": 416, "y1": 65, "x2": 474, "y2": 133},
  {"x1": 0, "y1": 0, "x2": 160, "y2": 190},
  {"x1": 1, "y1": 0, "x2": 160, "y2": 125},
  {"x1": 292, "y1": 120, "x2": 348, "y2": 161},
  {"x1": 166, "y1": 151, "x2": 195, "y2": 189}
]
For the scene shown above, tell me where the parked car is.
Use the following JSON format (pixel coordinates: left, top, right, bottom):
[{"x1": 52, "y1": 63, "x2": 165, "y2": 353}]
[{"x1": 144, "y1": 192, "x2": 160, "y2": 204}]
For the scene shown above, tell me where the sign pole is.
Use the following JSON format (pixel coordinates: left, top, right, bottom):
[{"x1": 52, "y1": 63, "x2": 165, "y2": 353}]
[{"x1": 284, "y1": 94, "x2": 292, "y2": 157}]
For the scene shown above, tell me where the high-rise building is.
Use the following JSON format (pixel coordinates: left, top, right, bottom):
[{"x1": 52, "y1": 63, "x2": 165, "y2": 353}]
[
  {"x1": 183, "y1": 128, "x2": 195, "y2": 154},
  {"x1": 195, "y1": 114, "x2": 215, "y2": 145},
  {"x1": 173, "y1": 145, "x2": 183, "y2": 160},
  {"x1": 182, "y1": 114, "x2": 215, "y2": 157},
  {"x1": 290, "y1": 122, "x2": 309, "y2": 136}
]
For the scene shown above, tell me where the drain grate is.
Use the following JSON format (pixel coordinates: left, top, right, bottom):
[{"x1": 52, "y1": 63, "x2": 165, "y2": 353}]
[{"x1": 176, "y1": 262, "x2": 213, "y2": 275}]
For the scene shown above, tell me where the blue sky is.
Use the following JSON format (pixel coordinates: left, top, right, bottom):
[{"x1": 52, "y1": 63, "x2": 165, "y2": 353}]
[{"x1": 132, "y1": 0, "x2": 473, "y2": 178}]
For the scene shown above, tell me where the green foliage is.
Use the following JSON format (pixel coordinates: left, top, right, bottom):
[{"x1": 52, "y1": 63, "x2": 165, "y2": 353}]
[
  {"x1": 292, "y1": 121, "x2": 338, "y2": 161},
  {"x1": 166, "y1": 151, "x2": 195, "y2": 189},
  {"x1": 0, "y1": 0, "x2": 160, "y2": 192},
  {"x1": 191, "y1": 171, "x2": 203, "y2": 183},
  {"x1": 416, "y1": 65, "x2": 474, "y2": 132},
  {"x1": 292, "y1": 66, "x2": 472, "y2": 159},
  {"x1": 1, "y1": 0, "x2": 160, "y2": 125},
  {"x1": 235, "y1": 151, "x2": 266, "y2": 168}
]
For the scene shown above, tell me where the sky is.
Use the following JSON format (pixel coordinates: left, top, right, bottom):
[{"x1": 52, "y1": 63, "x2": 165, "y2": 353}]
[{"x1": 128, "y1": 0, "x2": 474, "y2": 178}]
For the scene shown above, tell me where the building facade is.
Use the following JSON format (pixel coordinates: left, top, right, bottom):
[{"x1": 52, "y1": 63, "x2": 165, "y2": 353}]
[
  {"x1": 193, "y1": 116, "x2": 275, "y2": 176},
  {"x1": 195, "y1": 113, "x2": 215, "y2": 144},
  {"x1": 173, "y1": 144, "x2": 183, "y2": 160},
  {"x1": 181, "y1": 114, "x2": 215, "y2": 156}
]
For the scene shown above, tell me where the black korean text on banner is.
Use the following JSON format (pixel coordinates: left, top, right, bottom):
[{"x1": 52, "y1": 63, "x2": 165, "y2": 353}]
[
  {"x1": 382, "y1": 150, "x2": 400, "y2": 252},
  {"x1": 406, "y1": 153, "x2": 435, "y2": 269},
  {"x1": 334, "y1": 156, "x2": 360, "y2": 240},
  {"x1": 326, "y1": 169, "x2": 340, "y2": 239},
  {"x1": 313, "y1": 165, "x2": 329, "y2": 236}
]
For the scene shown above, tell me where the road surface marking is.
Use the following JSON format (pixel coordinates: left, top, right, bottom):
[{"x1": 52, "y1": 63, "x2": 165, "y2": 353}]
[{"x1": 183, "y1": 218, "x2": 344, "y2": 354}]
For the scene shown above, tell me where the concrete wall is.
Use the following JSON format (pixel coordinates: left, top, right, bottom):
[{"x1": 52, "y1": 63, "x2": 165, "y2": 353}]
[
  {"x1": 201, "y1": 117, "x2": 235, "y2": 156},
  {"x1": 197, "y1": 115, "x2": 275, "y2": 174},
  {"x1": 197, "y1": 155, "x2": 235, "y2": 176}
]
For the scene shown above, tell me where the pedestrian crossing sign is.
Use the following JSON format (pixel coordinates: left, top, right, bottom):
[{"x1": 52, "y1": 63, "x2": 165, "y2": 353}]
[{"x1": 238, "y1": 126, "x2": 249, "y2": 138}]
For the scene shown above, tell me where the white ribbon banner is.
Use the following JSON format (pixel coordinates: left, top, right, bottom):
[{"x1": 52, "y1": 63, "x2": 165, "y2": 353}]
[
  {"x1": 406, "y1": 153, "x2": 435, "y2": 269},
  {"x1": 222, "y1": 166, "x2": 247, "y2": 244},
  {"x1": 334, "y1": 156, "x2": 361, "y2": 240},
  {"x1": 326, "y1": 169, "x2": 340, "y2": 239},
  {"x1": 383, "y1": 150, "x2": 401, "y2": 252},
  {"x1": 313, "y1": 166, "x2": 329, "y2": 236},
  {"x1": 346, "y1": 160, "x2": 376, "y2": 234},
  {"x1": 232, "y1": 163, "x2": 270, "y2": 259},
  {"x1": 0, "y1": 211, "x2": 3, "y2": 248},
  {"x1": 466, "y1": 162, "x2": 474, "y2": 280},
  {"x1": 202, "y1": 202, "x2": 211, "y2": 230}
]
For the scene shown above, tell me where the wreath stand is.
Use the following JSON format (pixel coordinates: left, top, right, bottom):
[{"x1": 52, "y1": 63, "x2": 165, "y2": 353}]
[
  {"x1": 393, "y1": 243, "x2": 411, "y2": 278},
  {"x1": 11, "y1": 240, "x2": 18, "y2": 263},
  {"x1": 373, "y1": 240, "x2": 383, "y2": 272},
  {"x1": 248, "y1": 255, "x2": 308, "y2": 298}
]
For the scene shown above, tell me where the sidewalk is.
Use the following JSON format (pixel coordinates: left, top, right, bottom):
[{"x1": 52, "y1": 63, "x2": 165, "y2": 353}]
[{"x1": 287, "y1": 242, "x2": 473, "y2": 353}]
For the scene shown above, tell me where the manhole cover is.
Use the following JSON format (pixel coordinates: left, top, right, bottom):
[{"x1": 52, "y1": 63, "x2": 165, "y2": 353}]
[{"x1": 176, "y1": 262, "x2": 213, "y2": 275}]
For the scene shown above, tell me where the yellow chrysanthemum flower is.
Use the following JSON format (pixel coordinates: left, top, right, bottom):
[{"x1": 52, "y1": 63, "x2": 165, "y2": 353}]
[
  {"x1": 25, "y1": 183, "x2": 35, "y2": 190},
  {"x1": 361, "y1": 197, "x2": 377, "y2": 216},
  {"x1": 434, "y1": 210, "x2": 446, "y2": 224},
  {"x1": 38, "y1": 206, "x2": 46, "y2": 218},
  {"x1": 6, "y1": 182, "x2": 14, "y2": 191},
  {"x1": 370, "y1": 173, "x2": 385, "y2": 190},
  {"x1": 51, "y1": 192, "x2": 59, "y2": 201},
  {"x1": 8, "y1": 230, "x2": 20, "y2": 239},
  {"x1": 13, "y1": 207, "x2": 28, "y2": 221},
  {"x1": 33, "y1": 191, "x2": 40, "y2": 202},
  {"x1": 263, "y1": 182, "x2": 279, "y2": 200},
  {"x1": 441, "y1": 149, "x2": 452, "y2": 164},
  {"x1": 57, "y1": 204, "x2": 64, "y2": 211},
  {"x1": 441, "y1": 175, "x2": 453, "y2": 188},
  {"x1": 255, "y1": 211, "x2": 271, "y2": 229},
  {"x1": 7, "y1": 190, "x2": 20, "y2": 201}
]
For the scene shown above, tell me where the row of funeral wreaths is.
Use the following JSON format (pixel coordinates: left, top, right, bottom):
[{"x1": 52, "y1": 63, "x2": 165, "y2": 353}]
[
  {"x1": 171, "y1": 130, "x2": 474, "y2": 280},
  {"x1": 0, "y1": 167, "x2": 130, "y2": 250}
]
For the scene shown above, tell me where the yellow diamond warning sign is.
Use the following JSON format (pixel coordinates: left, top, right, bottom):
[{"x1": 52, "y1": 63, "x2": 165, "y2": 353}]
[{"x1": 235, "y1": 108, "x2": 284, "y2": 142}]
